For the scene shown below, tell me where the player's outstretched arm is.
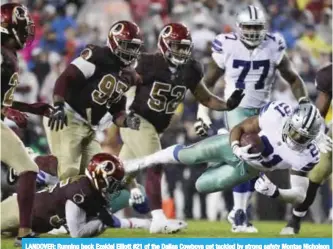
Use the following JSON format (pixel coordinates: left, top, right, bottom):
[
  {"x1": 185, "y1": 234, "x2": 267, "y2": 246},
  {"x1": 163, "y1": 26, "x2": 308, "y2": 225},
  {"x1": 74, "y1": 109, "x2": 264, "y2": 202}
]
[{"x1": 277, "y1": 53, "x2": 308, "y2": 100}]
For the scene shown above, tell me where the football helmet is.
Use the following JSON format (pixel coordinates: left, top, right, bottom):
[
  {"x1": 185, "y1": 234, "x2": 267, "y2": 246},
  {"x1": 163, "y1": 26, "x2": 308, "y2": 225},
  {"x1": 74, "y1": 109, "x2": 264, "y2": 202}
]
[
  {"x1": 0, "y1": 3, "x2": 35, "y2": 48},
  {"x1": 236, "y1": 5, "x2": 267, "y2": 47},
  {"x1": 86, "y1": 153, "x2": 125, "y2": 193},
  {"x1": 158, "y1": 23, "x2": 193, "y2": 66},
  {"x1": 282, "y1": 103, "x2": 321, "y2": 151},
  {"x1": 107, "y1": 20, "x2": 143, "y2": 66}
]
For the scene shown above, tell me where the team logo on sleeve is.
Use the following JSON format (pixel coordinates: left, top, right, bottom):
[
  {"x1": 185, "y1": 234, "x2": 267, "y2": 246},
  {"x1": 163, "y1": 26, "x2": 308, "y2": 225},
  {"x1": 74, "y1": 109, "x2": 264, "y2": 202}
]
[
  {"x1": 80, "y1": 48, "x2": 92, "y2": 60},
  {"x1": 73, "y1": 193, "x2": 85, "y2": 204}
]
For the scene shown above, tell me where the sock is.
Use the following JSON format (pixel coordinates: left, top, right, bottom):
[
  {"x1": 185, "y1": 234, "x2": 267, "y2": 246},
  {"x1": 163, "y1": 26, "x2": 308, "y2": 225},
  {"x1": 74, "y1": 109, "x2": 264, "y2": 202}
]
[
  {"x1": 233, "y1": 181, "x2": 252, "y2": 211},
  {"x1": 112, "y1": 215, "x2": 131, "y2": 228},
  {"x1": 124, "y1": 145, "x2": 179, "y2": 173},
  {"x1": 145, "y1": 165, "x2": 162, "y2": 210},
  {"x1": 294, "y1": 181, "x2": 321, "y2": 212},
  {"x1": 17, "y1": 171, "x2": 37, "y2": 230},
  {"x1": 151, "y1": 209, "x2": 166, "y2": 221}
]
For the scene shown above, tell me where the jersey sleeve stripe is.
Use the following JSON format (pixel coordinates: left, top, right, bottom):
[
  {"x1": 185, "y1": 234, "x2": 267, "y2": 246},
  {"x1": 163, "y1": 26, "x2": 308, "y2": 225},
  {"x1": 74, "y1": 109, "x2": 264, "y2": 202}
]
[
  {"x1": 71, "y1": 57, "x2": 96, "y2": 79},
  {"x1": 212, "y1": 39, "x2": 223, "y2": 52}
]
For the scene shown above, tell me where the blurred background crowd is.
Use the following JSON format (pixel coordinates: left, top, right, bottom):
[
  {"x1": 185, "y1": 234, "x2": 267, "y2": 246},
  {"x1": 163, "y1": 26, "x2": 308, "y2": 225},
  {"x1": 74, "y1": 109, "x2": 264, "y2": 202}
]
[{"x1": 3, "y1": 0, "x2": 332, "y2": 223}]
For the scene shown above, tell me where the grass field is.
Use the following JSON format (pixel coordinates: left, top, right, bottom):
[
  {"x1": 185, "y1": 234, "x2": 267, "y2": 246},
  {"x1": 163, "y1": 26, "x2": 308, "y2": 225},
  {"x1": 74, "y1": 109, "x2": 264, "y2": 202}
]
[{"x1": 1, "y1": 220, "x2": 332, "y2": 248}]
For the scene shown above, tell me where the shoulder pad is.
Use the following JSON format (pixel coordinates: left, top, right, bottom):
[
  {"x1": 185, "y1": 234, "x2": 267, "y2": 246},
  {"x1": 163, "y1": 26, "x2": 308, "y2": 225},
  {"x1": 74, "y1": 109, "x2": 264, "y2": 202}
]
[{"x1": 266, "y1": 33, "x2": 286, "y2": 52}]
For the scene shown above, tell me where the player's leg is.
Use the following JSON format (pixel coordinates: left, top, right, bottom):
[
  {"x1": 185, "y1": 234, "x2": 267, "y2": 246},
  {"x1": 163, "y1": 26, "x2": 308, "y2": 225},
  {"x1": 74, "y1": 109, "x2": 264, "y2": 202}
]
[
  {"x1": 225, "y1": 107, "x2": 260, "y2": 233},
  {"x1": 1, "y1": 122, "x2": 38, "y2": 239},
  {"x1": 1, "y1": 194, "x2": 20, "y2": 233},
  {"x1": 120, "y1": 116, "x2": 186, "y2": 234},
  {"x1": 80, "y1": 130, "x2": 102, "y2": 173},
  {"x1": 281, "y1": 128, "x2": 332, "y2": 235},
  {"x1": 43, "y1": 112, "x2": 84, "y2": 180}
]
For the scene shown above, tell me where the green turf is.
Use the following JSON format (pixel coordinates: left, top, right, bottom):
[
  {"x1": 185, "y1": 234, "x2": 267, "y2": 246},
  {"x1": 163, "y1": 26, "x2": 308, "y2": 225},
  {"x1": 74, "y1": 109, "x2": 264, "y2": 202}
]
[{"x1": 1, "y1": 220, "x2": 331, "y2": 248}]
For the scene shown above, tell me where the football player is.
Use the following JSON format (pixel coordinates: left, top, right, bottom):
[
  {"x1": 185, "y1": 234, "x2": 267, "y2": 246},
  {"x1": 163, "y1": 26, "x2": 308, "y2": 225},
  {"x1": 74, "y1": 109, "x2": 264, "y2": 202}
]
[
  {"x1": 280, "y1": 63, "x2": 333, "y2": 235},
  {"x1": 1, "y1": 153, "x2": 149, "y2": 237},
  {"x1": 1, "y1": 3, "x2": 54, "y2": 245},
  {"x1": 118, "y1": 23, "x2": 244, "y2": 233},
  {"x1": 124, "y1": 101, "x2": 323, "y2": 222},
  {"x1": 193, "y1": 5, "x2": 308, "y2": 232},
  {"x1": 44, "y1": 20, "x2": 143, "y2": 181}
]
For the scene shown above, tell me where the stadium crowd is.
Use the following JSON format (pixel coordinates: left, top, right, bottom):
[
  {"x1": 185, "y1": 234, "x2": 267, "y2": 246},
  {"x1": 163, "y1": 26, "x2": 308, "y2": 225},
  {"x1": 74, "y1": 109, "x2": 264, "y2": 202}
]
[{"x1": 3, "y1": 0, "x2": 332, "y2": 223}]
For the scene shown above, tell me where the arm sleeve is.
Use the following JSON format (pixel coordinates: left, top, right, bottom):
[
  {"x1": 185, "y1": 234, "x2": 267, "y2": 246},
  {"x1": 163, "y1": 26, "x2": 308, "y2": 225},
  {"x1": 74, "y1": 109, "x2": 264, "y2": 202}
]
[{"x1": 65, "y1": 200, "x2": 104, "y2": 238}]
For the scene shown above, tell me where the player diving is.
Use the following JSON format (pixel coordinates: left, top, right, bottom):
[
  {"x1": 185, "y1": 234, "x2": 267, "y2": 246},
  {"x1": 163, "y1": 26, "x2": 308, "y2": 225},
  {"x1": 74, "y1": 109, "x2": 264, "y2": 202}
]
[{"x1": 124, "y1": 99, "x2": 332, "y2": 228}]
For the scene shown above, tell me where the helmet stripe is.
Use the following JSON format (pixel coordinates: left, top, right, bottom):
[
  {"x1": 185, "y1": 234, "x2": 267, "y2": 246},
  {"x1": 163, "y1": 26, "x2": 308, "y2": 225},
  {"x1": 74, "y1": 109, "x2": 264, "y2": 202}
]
[
  {"x1": 248, "y1": 6, "x2": 253, "y2": 19},
  {"x1": 254, "y1": 6, "x2": 258, "y2": 19},
  {"x1": 303, "y1": 105, "x2": 315, "y2": 129}
]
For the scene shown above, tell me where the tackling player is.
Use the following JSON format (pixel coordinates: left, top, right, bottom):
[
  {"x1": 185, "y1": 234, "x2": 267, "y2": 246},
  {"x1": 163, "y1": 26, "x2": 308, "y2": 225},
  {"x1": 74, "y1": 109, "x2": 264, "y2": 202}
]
[
  {"x1": 124, "y1": 101, "x2": 323, "y2": 217},
  {"x1": 1, "y1": 153, "x2": 149, "y2": 237},
  {"x1": 119, "y1": 23, "x2": 244, "y2": 233},
  {"x1": 1, "y1": 3, "x2": 54, "y2": 245},
  {"x1": 193, "y1": 5, "x2": 308, "y2": 232},
  {"x1": 280, "y1": 63, "x2": 333, "y2": 235},
  {"x1": 44, "y1": 21, "x2": 143, "y2": 180}
]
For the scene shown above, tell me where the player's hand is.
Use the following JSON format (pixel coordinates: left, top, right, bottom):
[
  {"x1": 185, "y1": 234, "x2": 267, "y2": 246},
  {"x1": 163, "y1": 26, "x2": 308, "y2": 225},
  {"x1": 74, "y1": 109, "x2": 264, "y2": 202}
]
[
  {"x1": 315, "y1": 131, "x2": 332, "y2": 153},
  {"x1": 194, "y1": 118, "x2": 211, "y2": 137},
  {"x1": 125, "y1": 112, "x2": 140, "y2": 130},
  {"x1": 129, "y1": 187, "x2": 145, "y2": 205},
  {"x1": 28, "y1": 102, "x2": 54, "y2": 117},
  {"x1": 2, "y1": 107, "x2": 28, "y2": 128},
  {"x1": 255, "y1": 174, "x2": 279, "y2": 198},
  {"x1": 232, "y1": 141, "x2": 262, "y2": 161},
  {"x1": 226, "y1": 89, "x2": 245, "y2": 110},
  {"x1": 48, "y1": 102, "x2": 68, "y2": 131}
]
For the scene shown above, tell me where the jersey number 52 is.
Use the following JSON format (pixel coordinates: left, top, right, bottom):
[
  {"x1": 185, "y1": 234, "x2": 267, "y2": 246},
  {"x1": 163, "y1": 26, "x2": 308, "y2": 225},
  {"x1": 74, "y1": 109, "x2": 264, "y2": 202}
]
[
  {"x1": 148, "y1": 82, "x2": 186, "y2": 114},
  {"x1": 233, "y1": 59, "x2": 270, "y2": 90}
]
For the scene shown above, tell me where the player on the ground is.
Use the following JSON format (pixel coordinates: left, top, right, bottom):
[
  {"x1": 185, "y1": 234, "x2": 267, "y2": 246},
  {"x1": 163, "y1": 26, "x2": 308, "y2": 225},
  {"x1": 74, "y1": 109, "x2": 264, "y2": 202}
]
[
  {"x1": 1, "y1": 153, "x2": 149, "y2": 237},
  {"x1": 118, "y1": 22, "x2": 244, "y2": 234},
  {"x1": 124, "y1": 101, "x2": 323, "y2": 217},
  {"x1": 280, "y1": 63, "x2": 333, "y2": 235},
  {"x1": 193, "y1": 5, "x2": 308, "y2": 232},
  {"x1": 1, "y1": 3, "x2": 54, "y2": 245},
  {"x1": 44, "y1": 20, "x2": 143, "y2": 181}
]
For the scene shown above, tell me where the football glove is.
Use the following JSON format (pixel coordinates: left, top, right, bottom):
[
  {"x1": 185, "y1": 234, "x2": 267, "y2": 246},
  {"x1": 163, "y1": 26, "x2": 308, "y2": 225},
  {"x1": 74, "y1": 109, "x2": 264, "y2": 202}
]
[
  {"x1": 315, "y1": 131, "x2": 332, "y2": 153},
  {"x1": 129, "y1": 187, "x2": 145, "y2": 205},
  {"x1": 255, "y1": 174, "x2": 279, "y2": 198},
  {"x1": 2, "y1": 107, "x2": 28, "y2": 128},
  {"x1": 226, "y1": 89, "x2": 245, "y2": 110},
  {"x1": 124, "y1": 112, "x2": 140, "y2": 130},
  {"x1": 98, "y1": 207, "x2": 114, "y2": 227},
  {"x1": 48, "y1": 102, "x2": 68, "y2": 131},
  {"x1": 231, "y1": 141, "x2": 262, "y2": 161}
]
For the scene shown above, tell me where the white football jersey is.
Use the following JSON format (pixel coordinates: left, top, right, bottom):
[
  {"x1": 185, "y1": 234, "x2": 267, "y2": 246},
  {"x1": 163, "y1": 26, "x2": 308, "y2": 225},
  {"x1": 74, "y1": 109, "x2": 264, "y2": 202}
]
[
  {"x1": 212, "y1": 32, "x2": 286, "y2": 108},
  {"x1": 247, "y1": 101, "x2": 320, "y2": 172}
]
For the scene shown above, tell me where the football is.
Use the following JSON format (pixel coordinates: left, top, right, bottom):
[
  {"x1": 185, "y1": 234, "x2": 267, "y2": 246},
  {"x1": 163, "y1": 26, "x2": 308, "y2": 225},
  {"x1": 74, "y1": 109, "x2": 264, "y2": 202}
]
[{"x1": 240, "y1": 133, "x2": 264, "y2": 154}]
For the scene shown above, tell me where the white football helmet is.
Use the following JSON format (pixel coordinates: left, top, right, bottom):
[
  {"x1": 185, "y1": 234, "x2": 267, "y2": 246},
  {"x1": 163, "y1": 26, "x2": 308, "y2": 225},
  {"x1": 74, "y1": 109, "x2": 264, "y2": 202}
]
[
  {"x1": 236, "y1": 5, "x2": 267, "y2": 47},
  {"x1": 282, "y1": 103, "x2": 322, "y2": 151}
]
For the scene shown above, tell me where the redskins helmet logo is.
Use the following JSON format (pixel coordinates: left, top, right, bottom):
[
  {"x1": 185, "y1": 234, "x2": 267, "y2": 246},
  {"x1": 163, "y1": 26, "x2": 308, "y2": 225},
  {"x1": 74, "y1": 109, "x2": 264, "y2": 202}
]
[
  {"x1": 161, "y1": 25, "x2": 173, "y2": 38},
  {"x1": 110, "y1": 23, "x2": 125, "y2": 36},
  {"x1": 12, "y1": 6, "x2": 28, "y2": 24}
]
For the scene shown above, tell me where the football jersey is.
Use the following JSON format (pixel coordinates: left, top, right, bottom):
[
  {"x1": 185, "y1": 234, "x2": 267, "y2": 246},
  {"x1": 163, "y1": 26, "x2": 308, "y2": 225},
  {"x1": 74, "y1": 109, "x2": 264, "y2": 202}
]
[
  {"x1": 64, "y1": 45, "x2": 139, "y2": 125},
  {"x1": 212, "y1": 33, "x2": 286, "y2": 108},
  {"x1": 1, "y1": 46, "x2": 19, "y2": 111},
  {"x1": 32, "y1": 175, "x2": 106, "y2": 233},
  {"x1": 247, "y1": 101, "x2": 320, "y2": 172},
  {"x1": 130, "y1": 53, "x2": 203, "y2": 133}
]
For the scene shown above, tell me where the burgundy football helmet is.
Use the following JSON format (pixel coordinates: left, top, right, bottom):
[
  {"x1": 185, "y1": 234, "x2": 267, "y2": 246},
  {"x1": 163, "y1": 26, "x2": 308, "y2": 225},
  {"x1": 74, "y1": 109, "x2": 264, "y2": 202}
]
[
  {"x1": 107, "y1": 20, "x2": 143, "y2": 66},
  {"x1": 0, "y1": 3, "x2": 35, "y2": 48},
  {"x1": 86, "y1": 153, "x2": 125, "y2": 193},
  {"x1": 158, "y1": 23, "x2": 193, "y2": 66}
]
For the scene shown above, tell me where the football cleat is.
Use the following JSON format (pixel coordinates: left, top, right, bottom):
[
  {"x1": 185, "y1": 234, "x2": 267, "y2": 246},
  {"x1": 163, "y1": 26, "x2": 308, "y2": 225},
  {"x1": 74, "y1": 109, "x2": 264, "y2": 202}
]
[
  {"x1": 48, "y1": 225, "x2": 69, "y2": 235},
  {"x1": 149, "y1": 219, "x2": 187, "y2": 234},
  {"x1": 280, "y1": 217, "x2": 300, "y2": 235},
  {"x1": 14, "y1": 232, "x2": 38, "y2": 247},
  {"x1": 228, "y1": 209, "x2": 258, "y2": 233}
]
